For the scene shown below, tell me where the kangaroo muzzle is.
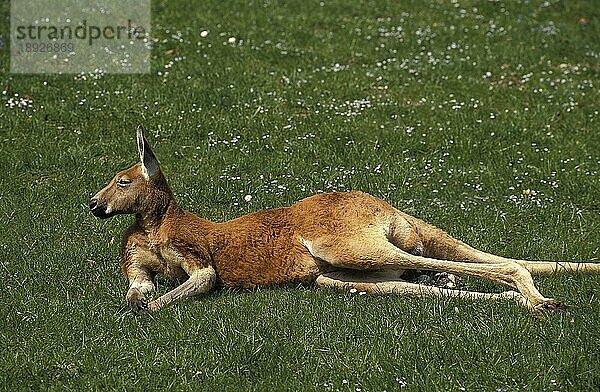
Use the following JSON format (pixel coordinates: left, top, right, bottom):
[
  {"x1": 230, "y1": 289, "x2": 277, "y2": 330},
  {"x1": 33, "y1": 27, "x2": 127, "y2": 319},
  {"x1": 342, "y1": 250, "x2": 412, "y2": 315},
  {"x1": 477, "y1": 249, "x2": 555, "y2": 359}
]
[{"x1": 89, "y1": 196, "x2": 114, "y2": 219}]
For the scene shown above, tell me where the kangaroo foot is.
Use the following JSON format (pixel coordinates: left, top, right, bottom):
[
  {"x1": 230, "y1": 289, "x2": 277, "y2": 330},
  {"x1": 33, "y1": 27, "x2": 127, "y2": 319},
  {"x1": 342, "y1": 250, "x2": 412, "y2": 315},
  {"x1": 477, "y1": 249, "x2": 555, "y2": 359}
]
[{"x1": 532, "y1": 298, "x2": 568, "y2": 319}]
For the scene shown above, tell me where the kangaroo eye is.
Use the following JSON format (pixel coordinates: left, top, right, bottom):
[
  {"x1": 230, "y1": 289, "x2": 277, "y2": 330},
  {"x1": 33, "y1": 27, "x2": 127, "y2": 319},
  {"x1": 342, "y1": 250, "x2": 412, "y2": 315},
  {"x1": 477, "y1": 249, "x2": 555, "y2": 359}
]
[{"x1": 117, "y1": 178, "x2": 132, "y2": 187}]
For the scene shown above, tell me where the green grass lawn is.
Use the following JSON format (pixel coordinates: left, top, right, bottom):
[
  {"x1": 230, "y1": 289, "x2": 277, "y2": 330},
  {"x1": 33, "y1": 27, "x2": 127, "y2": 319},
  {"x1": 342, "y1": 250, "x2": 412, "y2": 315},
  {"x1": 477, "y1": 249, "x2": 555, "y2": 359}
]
[{"x1": 1, "y1": 0, "x2": 599, "y2": 390}]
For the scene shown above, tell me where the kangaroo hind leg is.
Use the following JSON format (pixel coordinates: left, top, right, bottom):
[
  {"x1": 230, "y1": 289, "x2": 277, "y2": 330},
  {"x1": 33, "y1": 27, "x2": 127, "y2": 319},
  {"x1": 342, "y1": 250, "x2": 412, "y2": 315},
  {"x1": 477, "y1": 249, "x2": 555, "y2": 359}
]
[
  {"x1": 316, "y1": 270, "x2": 529, "y2": 309},
  {"x1": 390, "y1": 213, "x2": 600, "y2": 276},
  {"x1": 305, "y1": 234, "x2": 563, "y2": 314}
]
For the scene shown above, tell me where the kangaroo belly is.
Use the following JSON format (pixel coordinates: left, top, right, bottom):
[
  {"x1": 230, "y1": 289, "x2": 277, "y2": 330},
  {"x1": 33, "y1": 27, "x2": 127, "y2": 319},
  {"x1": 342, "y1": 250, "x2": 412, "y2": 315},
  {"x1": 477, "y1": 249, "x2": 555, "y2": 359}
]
[
  {"x1": 208, "y1": 209, "x2": 324, "y2": 287},
  {"x1": 212, "y1": 239, "x2": 323, "y2": 288}
]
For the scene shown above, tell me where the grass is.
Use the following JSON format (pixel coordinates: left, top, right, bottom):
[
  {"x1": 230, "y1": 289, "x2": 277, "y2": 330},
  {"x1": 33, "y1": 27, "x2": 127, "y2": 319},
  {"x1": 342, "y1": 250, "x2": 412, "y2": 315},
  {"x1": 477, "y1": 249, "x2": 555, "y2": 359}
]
[{"x1": 1, "y1": 0, "x2": 599, "y2": 390}]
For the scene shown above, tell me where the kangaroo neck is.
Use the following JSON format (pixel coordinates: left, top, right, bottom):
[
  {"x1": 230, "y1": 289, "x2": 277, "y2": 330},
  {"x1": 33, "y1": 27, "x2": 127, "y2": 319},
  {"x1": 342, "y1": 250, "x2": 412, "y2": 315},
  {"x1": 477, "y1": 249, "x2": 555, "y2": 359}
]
[{"x1": 136, "y1": 194, "x2": 180, "y2": 232}]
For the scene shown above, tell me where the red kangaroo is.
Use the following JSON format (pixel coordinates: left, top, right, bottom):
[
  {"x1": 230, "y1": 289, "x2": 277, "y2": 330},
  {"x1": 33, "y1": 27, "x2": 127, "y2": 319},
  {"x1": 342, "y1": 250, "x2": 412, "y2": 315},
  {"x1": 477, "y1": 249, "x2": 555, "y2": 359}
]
[{"x1": 89, "y1": 126, "x2": 600, "y2": 315}]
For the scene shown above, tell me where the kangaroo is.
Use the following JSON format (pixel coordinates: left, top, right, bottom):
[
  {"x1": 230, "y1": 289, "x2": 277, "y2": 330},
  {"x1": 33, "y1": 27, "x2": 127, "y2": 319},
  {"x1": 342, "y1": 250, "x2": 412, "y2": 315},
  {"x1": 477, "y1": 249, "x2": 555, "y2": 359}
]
[{"x1": 89, "y1": 126, "x2": 600, "y2": 316}]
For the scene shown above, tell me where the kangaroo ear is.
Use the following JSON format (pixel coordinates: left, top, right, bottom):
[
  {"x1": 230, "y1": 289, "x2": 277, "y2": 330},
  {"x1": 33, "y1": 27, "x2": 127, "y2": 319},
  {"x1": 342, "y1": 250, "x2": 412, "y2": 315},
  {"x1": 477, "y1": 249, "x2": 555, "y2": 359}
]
[{"x1": 136, "y1": 125, "x2": 160, "y2": 179}]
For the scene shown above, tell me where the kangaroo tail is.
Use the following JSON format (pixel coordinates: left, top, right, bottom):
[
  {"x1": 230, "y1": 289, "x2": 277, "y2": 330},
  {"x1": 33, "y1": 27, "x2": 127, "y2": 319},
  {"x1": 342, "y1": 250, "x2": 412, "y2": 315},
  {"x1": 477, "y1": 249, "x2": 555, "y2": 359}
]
[{"x1": 512, "y1": 260, "x2": 600, "y2": 275}]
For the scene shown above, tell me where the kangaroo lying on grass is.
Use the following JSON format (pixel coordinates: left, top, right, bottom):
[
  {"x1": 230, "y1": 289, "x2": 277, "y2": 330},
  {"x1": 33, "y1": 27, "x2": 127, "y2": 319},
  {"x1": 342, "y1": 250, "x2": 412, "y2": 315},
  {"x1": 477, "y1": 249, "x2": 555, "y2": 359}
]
[{"x1": 90, "y1": 126, "x2": 600, "y2": 316}]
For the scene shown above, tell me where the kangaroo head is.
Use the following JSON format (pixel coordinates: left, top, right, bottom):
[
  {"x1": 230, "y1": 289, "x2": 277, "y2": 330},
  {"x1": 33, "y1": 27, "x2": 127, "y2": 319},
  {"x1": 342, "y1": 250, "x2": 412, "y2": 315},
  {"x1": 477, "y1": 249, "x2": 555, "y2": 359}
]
[{"x1": 89, "y1": 126, "x2": 173, "y2": 221}]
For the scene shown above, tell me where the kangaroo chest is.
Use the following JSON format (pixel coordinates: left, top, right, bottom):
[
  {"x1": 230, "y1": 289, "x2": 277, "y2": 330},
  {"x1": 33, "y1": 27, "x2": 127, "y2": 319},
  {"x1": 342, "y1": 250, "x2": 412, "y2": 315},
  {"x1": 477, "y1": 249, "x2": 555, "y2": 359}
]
[{"x1": 142, "y1": 239, "x2": 188, "y2": 280}]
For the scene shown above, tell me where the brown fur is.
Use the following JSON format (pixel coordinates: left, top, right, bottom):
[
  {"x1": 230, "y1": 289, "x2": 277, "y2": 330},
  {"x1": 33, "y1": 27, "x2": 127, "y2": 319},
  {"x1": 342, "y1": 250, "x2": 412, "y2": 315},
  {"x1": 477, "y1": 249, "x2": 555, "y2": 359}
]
[{"x1": 89, "y1": 126, "x2": 600, "y2": 315}]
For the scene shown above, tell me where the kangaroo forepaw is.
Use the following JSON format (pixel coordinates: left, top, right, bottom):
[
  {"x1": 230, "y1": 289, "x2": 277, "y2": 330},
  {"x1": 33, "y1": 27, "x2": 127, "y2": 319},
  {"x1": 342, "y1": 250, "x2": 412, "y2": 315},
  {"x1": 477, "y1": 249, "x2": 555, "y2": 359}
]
[
  {"x1": 147, "y1": 299, "x2": 161, "y2": 313},
  {"x1": 126, "y1": 288, "x2": 148, "y2": 314}
]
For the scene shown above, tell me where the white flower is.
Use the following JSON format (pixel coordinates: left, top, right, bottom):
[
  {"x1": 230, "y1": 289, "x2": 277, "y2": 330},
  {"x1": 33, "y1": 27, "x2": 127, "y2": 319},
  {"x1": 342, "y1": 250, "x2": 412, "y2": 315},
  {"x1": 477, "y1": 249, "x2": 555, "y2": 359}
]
[
  {"x1": 200, "y1": 30, "x2": 208, "y2": 37},
  {"x1": 244, "y1": 194, "x2": 252, "y2": 202},
  {"x1": 228, "y1": 37, "x2": 236, "y2": 44}
]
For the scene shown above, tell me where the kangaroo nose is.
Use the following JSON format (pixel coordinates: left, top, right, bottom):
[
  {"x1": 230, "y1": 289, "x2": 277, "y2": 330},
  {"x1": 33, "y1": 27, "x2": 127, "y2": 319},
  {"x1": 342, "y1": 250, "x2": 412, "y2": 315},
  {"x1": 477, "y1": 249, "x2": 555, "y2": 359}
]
[{"x1": 89, "y1": 198, "x2": 98, "y2": 210}]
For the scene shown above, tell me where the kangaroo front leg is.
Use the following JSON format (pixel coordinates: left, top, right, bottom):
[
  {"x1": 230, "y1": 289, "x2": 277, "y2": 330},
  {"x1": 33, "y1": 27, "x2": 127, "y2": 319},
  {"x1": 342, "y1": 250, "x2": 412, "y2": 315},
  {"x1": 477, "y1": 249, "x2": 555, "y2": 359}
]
[
  {"x1": 125, "y1": 267, "x2": 155, "y2": 314},
  {"x1": 148, "y1": 266, "x2": 216, "y2": 312}
]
